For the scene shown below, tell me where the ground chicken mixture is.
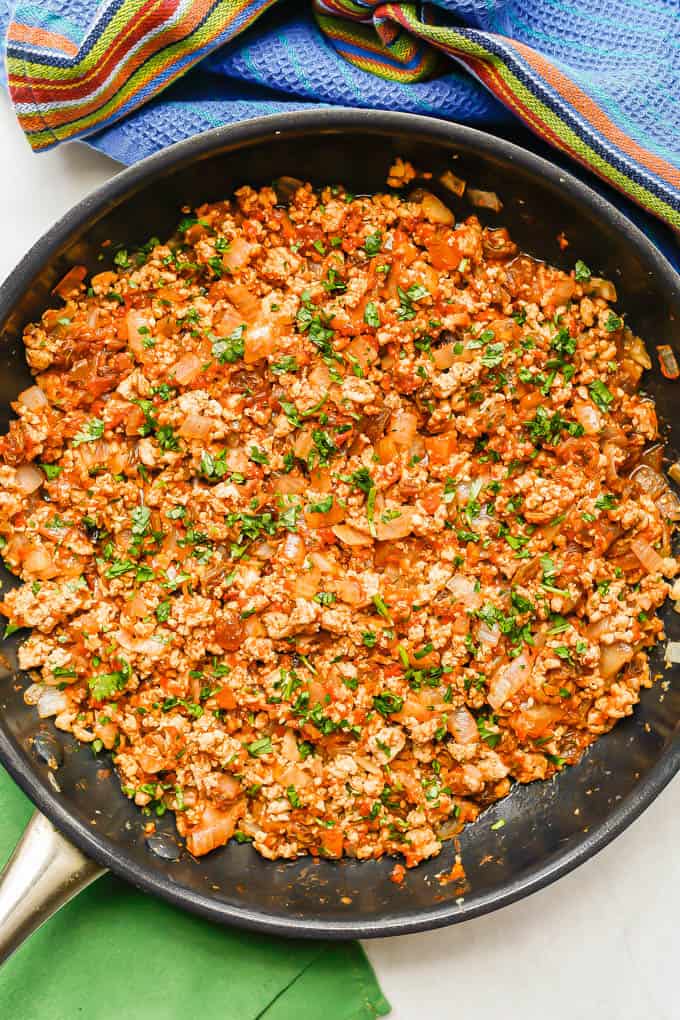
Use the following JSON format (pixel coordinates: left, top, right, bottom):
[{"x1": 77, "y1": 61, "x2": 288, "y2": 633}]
[{"x1": 1, "y1": 174, "x2": 677, "y2": 867}]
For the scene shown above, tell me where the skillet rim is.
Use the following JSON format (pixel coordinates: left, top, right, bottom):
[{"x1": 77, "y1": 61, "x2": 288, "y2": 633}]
[{"x1": 1, "y1": 107, "x2": 679, "y2": 939}]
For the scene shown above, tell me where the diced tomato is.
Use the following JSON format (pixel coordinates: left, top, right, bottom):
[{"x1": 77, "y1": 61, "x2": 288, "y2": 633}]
[
  {"x1": 215, "y1": 687, "x2": 236, "y2": 710},
  {"x1": 425, "y1": 433, "x2": 457, "y2": 464},
  {"x1": 319, "y1": 828, "x2": 344, "y2": 858}
]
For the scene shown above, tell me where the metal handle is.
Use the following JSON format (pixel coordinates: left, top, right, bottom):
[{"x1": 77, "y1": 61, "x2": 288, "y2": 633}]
[{"x1": 0, "y1": 810, "x2": 107, "y2": 964}]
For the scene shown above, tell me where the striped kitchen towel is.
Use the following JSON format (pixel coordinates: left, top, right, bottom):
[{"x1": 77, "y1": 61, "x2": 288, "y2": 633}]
[{"x1": 0, "y1": 1, "x2": 679, "y2": 231}]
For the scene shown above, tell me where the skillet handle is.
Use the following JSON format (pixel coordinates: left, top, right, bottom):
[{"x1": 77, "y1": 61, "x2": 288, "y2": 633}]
[{"x1": 0, "y1": 810, "x2": 107, "y2": 965}]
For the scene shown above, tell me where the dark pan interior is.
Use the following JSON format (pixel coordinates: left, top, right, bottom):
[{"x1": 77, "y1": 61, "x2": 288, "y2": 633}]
[{"x1": 1, "y1": 111, "x2": 679, "y2": 938}]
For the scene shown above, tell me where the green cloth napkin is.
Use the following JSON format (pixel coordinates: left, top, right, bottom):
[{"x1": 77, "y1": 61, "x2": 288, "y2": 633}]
[{"x1": 0, "y1": 768, "x2": 390, "y2": 1019}]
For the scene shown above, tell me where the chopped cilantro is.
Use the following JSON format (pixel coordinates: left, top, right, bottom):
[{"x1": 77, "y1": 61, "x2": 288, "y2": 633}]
[
  {"x1": 589, "y1": 379, "x2": 613, "y2": 413},
  {"x1": 72, "y1": 418, "x2": 104, "y2": 446},
  {"x1": 373, "y1": 692, "x2": 404, "y2": 717},
  {"x1": 363, "y1": 229, "x2": 383, "y2": 256},
  {"x1": 247, "y1": 736, "x2": 273, "y2": 757},
  {"x1": 212, "y1": 325, "x2": 246, "y2": 364},
  {"x1": 364, "y1": 301, "x2": 381, "y2": 328}
]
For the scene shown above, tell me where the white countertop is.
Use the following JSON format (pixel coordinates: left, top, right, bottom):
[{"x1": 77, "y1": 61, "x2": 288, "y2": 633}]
[{"x1": 1, "y1": 94, "x2": 678, "y2": 1020}]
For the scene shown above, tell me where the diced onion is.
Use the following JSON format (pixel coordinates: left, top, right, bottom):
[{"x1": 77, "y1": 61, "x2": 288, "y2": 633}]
[
  {"x1": 488, "y1": 652, "x2": 532, "y2": 709},
  {"x1": 585, "y1": 277, "x2": 618, "y2": 301},
  {"x1": 126, "y1": 309, "x2": 152, "y2": 357},
  {"x1": 24, "y1": 683, "x2": 44, "y2": 706},
  {"x1": 468, "y1": 189, "x2": 502, "y2": 212},
  {"x1": 332, "y1": 524, "x2": 373, "y2": 547},
  {"x1": 631, "y1": 464, "x2": 666, "y2": 498},
  {"x1": 334, "y1": 577, "x2": 364, "y2": 606},
  {"x1": 273, "y1": 472, "x2": 307, "y2": 495},
  {"x1": 283, "y1": 532, "x2": 306, "y2": 565},
  {"x1": 623, "y1": 332, "x2": 651, "y2": 370},
  {"x1": 18, "y1": 385, "x2": 48, "y2": 411},
  {"x1": 24, "y1": 547, "x2": 59, "y2": 580},
  {"x1": 114, "y1": 629, "x2": 165, "y2": 656},
  {"x1": 308, "y1": 551, "x2": 334, "y2": 573},
  {"x1": 436, "y1": 816, "x2": 464, "y2": 840},
  {"x1": 244, "y1": 322, "x2": 276, "y2": 363},
  {"x1": 448, "y1": 706, "x2": 478, "y2": 744},
  {"x1": 446, "y1": 574, "x2": 482, "y2": 609},
  {"x1": 572, "y1": 401, "x2": 602, "y2": 435},
  {"x1": 375, "y1": 509, "x2": 414, "y2": 541},
  {"x1": 665, "y1": 641, "x2": 680, "y2": 664},
  {"x1": 221, "y1": 237, "x2": 252, "y2": 272},
  {"x1": 477, "y1": 622, "x2": 500, "y2": 647},
  {"x1": 173, "y1": 353, "x2": 202, "y2": 385},
  {"x1": 282, "y1": 728, "x2": 301, "y2": 762},
  {"x1": 656, "y1": 488, "x2": 680, "y2": 521},
  {"x1": 212, "y1": 773, "x2": 242, "y2": 801},
  {"x1": 225, "y1": 284, "x2": 260, "y2": 322},
  {"x1": 37, "y1": 687, "x2": 69, "y2": 718},
  {"x1": 630, "y1": 537, "x2": 665, "y2": 574},
  {"x1": 179, "y1": 413, "x2": 214, "y2": 440},
  {"x1": 420, "y1": 192, "x2": 455, "y2": 226},
  {"x1": 599, "y1": 642, "x2": 634, "y2": 679},
  {"x1": 16, "y1": 464, "x2": 44, "y2": 493},
  {"x1": 439, "y1": 170, "x2": 466, "y2": 197},
  {"x1": 294, "y1": 566, "x2": 321, "y2": 598},
  {"x1": 657, "y1": 345, "x2": 680, "y2": 380},
  {"x1": 462, "y1": 764, "x2": 483, "y2": 793},
  {"x1": 186, "y1": 802, "x2": 243, "y2": 857}
]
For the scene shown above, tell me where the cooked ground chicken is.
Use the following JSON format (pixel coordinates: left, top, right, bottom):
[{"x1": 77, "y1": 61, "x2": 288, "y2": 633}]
[{"x1": 0, "y1": 176, "x2": 677, "y2": 866}]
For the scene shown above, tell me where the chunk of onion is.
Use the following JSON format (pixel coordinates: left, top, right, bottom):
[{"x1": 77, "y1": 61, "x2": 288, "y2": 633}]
[
  {"x1": 448, "y1": 706, "x2": 478, "y2": 744},
  {"x1": 420, "y1": 192, "x2": 455, "y2": 226},
  {"x1": 665, "y1": 641, "x2": 680, "y2": 664},
  {"x1": 221, "y1": 237, "x2": 252, "y2": 271},
  {"x1": 294, "y1": 566, "x2": 321, "y2": 598},
  {"x1": 439, "y1": 170, "x2": 466, "y2": 197},
  {"x1": 16, "y1": 464, "x2": 44, "y2": 493},
  {"x1": 599, "y1": 641, "x2": 634, "y2": 679},
  {"x1": 446, "y1": 573, "x2": 482, "y2": 609},
  {"x1": 252, "y1": 541, "x2": 273, "y2": 560},
  {"x1": 282, "y1": 728, "x2": 301, "y2": 762},
  {"x1": 24, "y1": 683, "x2": 45, "y2": 706},
  {"x1": 656, "y1": 488, "x2": 680, "y2": 521},
  {"x1": 332, "y1": 524, "x2": 373, "y2": 547},
  {"x1": 375, "y1": 509, "x2": 414, "y2": 541},
  {"x1": 630, "y1": 537, "x2": 665, "y2": 574},
  {"x1": 173, "y1": 353, "x2": 202, "y2": 385},
  {"x1": 468, "y1": 188, "x2": 502, "y2": 212},
  {"x1": 477, "y1": 621, "x2": 500, "y2": 647},
  {"x1": 334, "y1": 577, "x2": 364, "y2": 606},
  {"x1": 186, "y1": 802, "x2": 243, "y2": 857},
  {"x1": 488, "y1": 652, "x2": 532, "y2": 709},
  {"x1": 37, "y1": 687, "x2": 69, "y2": 718},
  {"x1": 283, "y1": 532, "x2": 306, "y2": 565},
  {"x1": 572, "y1": 400, "x2": 602, "y2": 436},
  {"x1": 631, "y1": 464, "x2": 666, "y2": 498},
  {"x1": 179, "y1": 413, "x2": 214, "y2": 441},
  {"x1": 126, "y1": 309, "x2": 152, "y2": 357},
  {"x1": 24, "y1": 547, "x2": 59, "y2": 580},
  {"x1": 585, "y1": 277, "x2": 618, "y2": 301},
  {"x1": 114, "y1": 629, "x2": 165, "y2": 656},
  {"x1": 18, "y1": 385, "x2": 48, "y2": 411}
]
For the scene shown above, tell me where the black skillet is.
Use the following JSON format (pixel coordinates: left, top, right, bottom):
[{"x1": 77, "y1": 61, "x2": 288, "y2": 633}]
[{"x1": 1, "y1": 109, "x2": 679, "y2": 943}]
